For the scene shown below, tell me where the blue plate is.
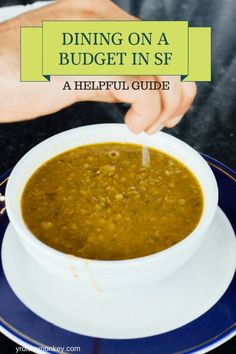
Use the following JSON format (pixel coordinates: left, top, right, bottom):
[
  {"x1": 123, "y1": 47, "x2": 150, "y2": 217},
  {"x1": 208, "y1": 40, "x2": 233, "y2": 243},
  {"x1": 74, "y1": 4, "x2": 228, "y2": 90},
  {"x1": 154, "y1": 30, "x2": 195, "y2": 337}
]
[{"x1": 0, "y1": 155, "x2": 235, "y2": 354}]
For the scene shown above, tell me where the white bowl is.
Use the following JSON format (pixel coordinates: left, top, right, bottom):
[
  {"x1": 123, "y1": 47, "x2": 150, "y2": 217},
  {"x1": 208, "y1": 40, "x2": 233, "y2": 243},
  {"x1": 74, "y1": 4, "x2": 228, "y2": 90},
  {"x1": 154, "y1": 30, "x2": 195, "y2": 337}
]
[{"x1": 5, "y1": 124, "x2": 218, "y2": 292}]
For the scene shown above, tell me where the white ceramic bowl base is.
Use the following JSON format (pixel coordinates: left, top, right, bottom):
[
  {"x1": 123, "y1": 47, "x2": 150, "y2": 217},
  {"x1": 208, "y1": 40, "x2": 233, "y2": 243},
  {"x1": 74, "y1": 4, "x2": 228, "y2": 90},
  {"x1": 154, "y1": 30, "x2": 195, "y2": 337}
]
[
  {"x1": 5, "y1": 125, "x2": 219, "y2": 293},
  {"x1": 2, "y1": 208, "x2": 236, "y2": 339}
]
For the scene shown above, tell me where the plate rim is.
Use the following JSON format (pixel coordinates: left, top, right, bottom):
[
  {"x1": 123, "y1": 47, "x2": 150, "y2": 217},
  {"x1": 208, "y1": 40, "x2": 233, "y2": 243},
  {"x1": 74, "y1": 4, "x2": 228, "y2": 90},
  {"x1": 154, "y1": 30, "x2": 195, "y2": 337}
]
[
  {"x1": 1, "y1": 321, "x2": 235, "y2": 354},
  {"x1": 0, "y1": 154, "x2": 236, "y2": 354}
]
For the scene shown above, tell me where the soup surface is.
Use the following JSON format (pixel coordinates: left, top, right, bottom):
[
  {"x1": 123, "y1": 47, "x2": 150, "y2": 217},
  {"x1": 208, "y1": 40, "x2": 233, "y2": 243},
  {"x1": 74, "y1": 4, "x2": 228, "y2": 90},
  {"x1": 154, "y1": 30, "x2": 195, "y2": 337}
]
[{"x1": 21, "y1": 143, "x2": 203, "y2": 260}]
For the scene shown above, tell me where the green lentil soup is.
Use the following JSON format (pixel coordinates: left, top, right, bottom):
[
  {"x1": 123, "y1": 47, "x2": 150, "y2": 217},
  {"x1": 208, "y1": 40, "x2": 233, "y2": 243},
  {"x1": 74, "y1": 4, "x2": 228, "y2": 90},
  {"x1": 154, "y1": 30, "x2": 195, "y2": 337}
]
[{"x1": 21, "y1": 143, "x2": 203, "y2": 260}]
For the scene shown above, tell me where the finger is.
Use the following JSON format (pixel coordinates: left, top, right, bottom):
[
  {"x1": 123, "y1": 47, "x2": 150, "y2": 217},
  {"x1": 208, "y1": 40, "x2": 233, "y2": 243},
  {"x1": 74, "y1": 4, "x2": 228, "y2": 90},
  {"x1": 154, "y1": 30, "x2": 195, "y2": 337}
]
[
  {"x1": 165, "y1": 114, "x2": 183, "y2": 128},
  {"x1": 146, "y1": 76, "x2": 182, "y2": 134},
  {"x1": 111, "y1": 77, "x2": 162, "y2": 133},
  {"x1": 165, "y1": 82, "x2": 197, "y2": 128}
]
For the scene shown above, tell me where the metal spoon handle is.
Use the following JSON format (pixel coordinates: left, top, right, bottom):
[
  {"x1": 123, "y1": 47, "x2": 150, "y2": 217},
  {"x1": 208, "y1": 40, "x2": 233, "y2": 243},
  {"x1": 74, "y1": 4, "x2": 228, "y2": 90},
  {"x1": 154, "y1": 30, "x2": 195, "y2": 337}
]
[
  {"x1": 142, "y1": 146, "x2": 150, "y2": 166},
  {"x1": 0, "y1": 193, "x2": 6, "y2": 215}
]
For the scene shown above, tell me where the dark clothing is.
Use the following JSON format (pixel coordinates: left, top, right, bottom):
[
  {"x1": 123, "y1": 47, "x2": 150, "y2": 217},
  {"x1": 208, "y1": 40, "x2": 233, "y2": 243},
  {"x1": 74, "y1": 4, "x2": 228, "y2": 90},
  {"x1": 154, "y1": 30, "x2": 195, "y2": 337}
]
[
  {"x1": 116, "y1": 0, "x2": 236, "y2": 168},
  {"x1": 0, "y1": 0, "x2": 236, "y2": 172}
]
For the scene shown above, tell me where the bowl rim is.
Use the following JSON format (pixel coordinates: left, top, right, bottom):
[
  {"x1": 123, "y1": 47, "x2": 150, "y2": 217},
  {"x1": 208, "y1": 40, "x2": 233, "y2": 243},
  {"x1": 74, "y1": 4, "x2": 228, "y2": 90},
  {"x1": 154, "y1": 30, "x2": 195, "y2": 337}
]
[{"x1": 5, "y1": 123, "x2": 219, "y2": 267}]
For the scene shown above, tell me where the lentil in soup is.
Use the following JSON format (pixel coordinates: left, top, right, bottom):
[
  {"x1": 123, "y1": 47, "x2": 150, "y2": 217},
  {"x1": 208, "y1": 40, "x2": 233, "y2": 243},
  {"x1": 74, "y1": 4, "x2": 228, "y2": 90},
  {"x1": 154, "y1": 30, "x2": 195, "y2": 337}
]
[{"x1": 21, "y1": 143, "x2": 203, "y2": 260}]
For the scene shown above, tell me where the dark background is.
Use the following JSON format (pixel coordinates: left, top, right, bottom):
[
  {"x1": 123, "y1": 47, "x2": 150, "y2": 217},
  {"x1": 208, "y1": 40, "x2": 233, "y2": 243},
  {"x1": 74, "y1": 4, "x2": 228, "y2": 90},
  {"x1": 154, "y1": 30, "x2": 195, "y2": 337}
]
[{"x1": 0, "y1": 0, "x2": 235, "y2": 353}]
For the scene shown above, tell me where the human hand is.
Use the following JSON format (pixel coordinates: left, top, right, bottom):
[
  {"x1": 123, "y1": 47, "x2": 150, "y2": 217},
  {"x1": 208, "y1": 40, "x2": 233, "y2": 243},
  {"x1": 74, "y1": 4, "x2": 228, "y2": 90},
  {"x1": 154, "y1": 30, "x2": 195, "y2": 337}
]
[{"x1": 0, "y1": 0, "x2": 196, "y2": 133}]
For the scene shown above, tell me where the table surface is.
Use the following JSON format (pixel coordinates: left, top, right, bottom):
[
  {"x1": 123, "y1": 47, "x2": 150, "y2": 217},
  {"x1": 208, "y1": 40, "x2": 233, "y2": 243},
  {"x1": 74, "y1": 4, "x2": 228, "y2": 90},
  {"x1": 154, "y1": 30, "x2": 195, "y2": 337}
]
[{"x1": 0, "y1": 0, "x2": 236, "y2": 353}]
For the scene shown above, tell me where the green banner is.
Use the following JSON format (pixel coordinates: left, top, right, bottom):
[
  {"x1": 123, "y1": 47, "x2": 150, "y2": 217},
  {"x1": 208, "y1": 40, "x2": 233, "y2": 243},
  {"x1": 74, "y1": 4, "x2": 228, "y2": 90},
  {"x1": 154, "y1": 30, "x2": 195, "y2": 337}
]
[{"x1": 21, "y1": 21, "x2": 211, "y2": 82}]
